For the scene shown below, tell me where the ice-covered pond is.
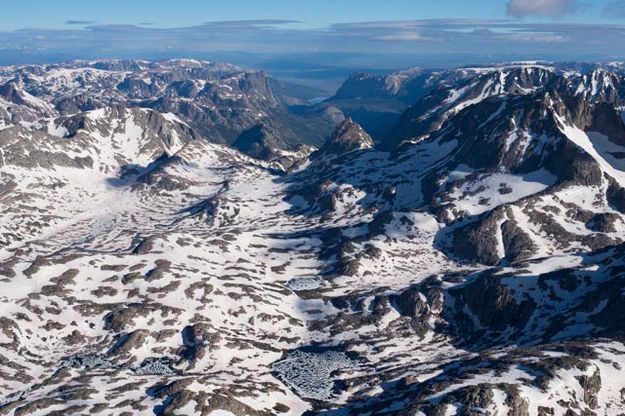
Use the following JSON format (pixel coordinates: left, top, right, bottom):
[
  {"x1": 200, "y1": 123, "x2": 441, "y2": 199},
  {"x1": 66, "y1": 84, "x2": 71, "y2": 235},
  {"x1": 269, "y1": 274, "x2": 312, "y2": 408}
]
[
  {"x1": 78, "y1": 214, "x2": 118, "y2": 243},
  {"x1": 60, "y1": 354, "x2": 116, "y2": 370},
  {"x1": 272, "y1": 346, "x2": 358, "y2": 401},
  {"x1": 59, "y1": 354, "x2": 175, "y2": 376},
  {"x1": 285, "y1": 276, "x2": 323, "y2": 291}
]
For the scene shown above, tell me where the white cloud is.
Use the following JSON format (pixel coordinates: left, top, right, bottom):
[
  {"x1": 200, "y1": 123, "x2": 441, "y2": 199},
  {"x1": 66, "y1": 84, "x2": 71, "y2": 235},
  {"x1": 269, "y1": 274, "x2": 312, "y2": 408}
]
[
  {"x1": 373, "y1": 32, "x2": 433, "y2": 41},
  {"x1": 507, "y1": 0, "x2": 577, "y2": 18},
  {"x1": 497, "y1": 32, "x2": 568, "y2": 42}
]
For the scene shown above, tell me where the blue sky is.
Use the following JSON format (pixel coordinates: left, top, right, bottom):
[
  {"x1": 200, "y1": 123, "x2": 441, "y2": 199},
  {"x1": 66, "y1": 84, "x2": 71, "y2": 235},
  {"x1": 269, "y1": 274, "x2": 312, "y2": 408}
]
[
  {"x1": 0, "y1": 0, "x2": 622, "y2": 29},
  {"x1": 5, "y1": 1, "x2": 505, "y2": 29},
  {"x1": 1, "y1": 0, "x2": 625, "y2": 75}
]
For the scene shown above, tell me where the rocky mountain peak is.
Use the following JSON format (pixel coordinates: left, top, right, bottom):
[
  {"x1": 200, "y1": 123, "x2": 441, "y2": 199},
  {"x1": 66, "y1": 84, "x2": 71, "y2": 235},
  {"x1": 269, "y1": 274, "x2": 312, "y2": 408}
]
[
  {"x1": 0, "y1": 80, "x2": 57, "y2": 123},
  {"x1": 0, "y1": 81, "x2": 21, "y2": 103},
  {"x1": 317, "y1": 118, "x2": 374, "y2": 156}
]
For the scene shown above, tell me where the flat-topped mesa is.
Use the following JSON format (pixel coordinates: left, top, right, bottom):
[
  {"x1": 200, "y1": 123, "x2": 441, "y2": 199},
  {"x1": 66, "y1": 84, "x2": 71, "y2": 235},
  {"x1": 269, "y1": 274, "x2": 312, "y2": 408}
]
[
  {"x1": 317, "y1": 118, "x2": 374, "y2": 157},
  {"x1": 332, "y1": 72, "x2": 398, "y2": 100}
]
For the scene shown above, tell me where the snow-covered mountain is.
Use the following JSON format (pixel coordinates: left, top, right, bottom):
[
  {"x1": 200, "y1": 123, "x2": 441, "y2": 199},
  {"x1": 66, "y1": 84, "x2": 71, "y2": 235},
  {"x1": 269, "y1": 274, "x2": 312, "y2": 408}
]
[
  {"x1": 0, "y1": 59, "x2": 342, "y2": 151},
  {"x1": 324, "y1": 61, "x2": 625, "y2": 147},
  {"x1": 1, "y1": 61, "x2": 625, "y2": 415}
]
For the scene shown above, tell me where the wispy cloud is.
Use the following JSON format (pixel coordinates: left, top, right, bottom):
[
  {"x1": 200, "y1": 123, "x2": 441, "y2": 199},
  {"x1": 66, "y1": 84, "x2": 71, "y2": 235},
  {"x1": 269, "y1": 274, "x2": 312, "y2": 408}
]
[
  {"x1": 203, "y1": 19, "x2": 301, "y2": 26},
  {"x1": 0, "y1": 19, "x2": 623, "y2": 69},
  {"x1": 496, "y1": 32, "x2": 568, "y2": 42},
  {"x1": 373, "y1": 32, "x2": 435, "y2": 42},
  {"x1": 506, "y1": 0, "x2": 577, "y2": 18},
  {"x1": 65, "y1": 20, "x2": 95, "y2": 25}
]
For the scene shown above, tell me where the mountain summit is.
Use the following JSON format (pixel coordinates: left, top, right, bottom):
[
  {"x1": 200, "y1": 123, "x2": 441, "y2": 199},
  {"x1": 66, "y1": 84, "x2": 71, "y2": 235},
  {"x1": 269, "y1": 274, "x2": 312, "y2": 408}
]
[{"x1": 317, "y1": 118, "x2": 374, "y2": 156}]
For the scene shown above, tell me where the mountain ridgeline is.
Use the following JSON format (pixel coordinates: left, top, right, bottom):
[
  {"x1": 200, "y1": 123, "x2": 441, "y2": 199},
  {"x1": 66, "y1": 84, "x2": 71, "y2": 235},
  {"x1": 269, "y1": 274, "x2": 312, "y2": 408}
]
[{"x1": 1, "y1": 60, "x2": 625, "y2": 415}]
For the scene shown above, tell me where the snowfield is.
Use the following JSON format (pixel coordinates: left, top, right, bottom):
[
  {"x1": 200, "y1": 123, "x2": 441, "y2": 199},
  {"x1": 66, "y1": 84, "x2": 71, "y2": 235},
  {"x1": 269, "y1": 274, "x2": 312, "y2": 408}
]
[{"x1": 1, "y1": 60, "x2": 625, "y2": 415}]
